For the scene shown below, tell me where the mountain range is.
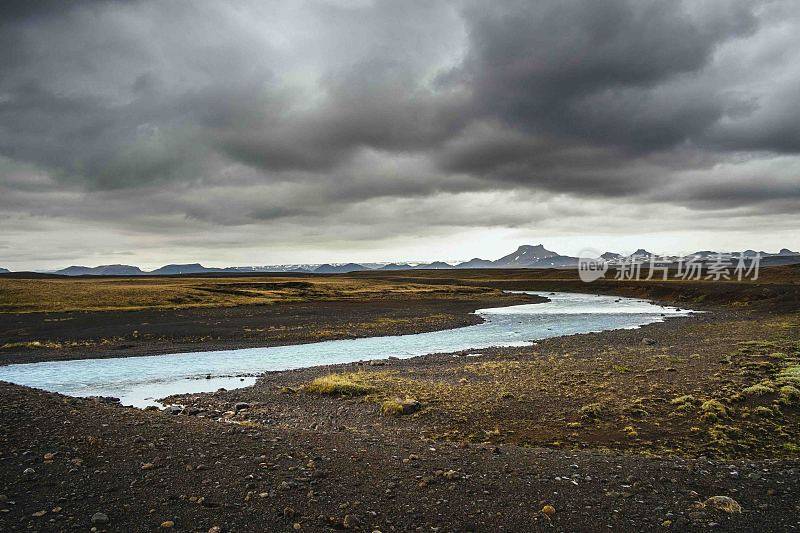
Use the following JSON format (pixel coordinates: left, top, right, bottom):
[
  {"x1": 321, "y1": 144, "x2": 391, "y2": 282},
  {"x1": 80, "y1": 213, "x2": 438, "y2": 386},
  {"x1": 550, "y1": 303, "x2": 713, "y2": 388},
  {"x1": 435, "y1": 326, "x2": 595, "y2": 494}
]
[{"x1": 1, "y1": 245, "x2": 798, "y2": 275}]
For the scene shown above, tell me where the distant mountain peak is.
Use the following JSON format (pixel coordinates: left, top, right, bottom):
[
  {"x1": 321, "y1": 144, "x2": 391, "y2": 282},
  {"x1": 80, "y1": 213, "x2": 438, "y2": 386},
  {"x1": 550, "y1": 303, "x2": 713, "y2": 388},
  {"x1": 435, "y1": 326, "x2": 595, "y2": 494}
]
[
  {"x1": 415, "y1": 261, "x2": 454, "y2": 269},
  {"x1": 600, "y1": 252, "x2": 622, "y2": 260},
  {"x1": 56, "y1": 264, "x2": 145, "y2": 276},
  {"x1": 493, "y1": 243, "x2": 574, "y2": 268}
]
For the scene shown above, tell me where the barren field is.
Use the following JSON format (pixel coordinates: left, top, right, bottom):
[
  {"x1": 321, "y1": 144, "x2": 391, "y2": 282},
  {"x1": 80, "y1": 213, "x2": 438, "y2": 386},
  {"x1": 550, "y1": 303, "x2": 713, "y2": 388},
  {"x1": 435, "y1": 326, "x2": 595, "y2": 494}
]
[{"x1": 2, "y1": 268, "x2": 800, "y2": 531}]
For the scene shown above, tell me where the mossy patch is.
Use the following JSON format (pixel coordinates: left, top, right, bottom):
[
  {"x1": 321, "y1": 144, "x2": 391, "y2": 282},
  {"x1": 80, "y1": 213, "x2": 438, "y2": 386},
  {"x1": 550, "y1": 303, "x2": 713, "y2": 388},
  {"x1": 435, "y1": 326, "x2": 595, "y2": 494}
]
[
  {"x1": 670, "y1": 394, "x2": 698, "y2": 406},
  {"x1": 579, "y1": 403, "x2": 605, "y2": 420},
  {"x1": 779, "y1": 385, "x2": 800, "y2": 407},
  {"x1": 741, "y1": 384, "x2": 776, "y2": 397},
  {"x1": 303, "y1": 373, "x2": 377, "y2": 396},
  {"x1": 380, "y1": 397, "x2": 421, "y2": 416}
]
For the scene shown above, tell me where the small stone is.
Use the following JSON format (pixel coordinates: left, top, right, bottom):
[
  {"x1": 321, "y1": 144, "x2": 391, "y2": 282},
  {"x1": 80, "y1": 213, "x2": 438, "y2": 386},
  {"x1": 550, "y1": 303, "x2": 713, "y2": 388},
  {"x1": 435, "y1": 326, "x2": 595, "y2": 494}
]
[
  {"x1": 234, "y1": 402, "x2": 250, "y2": 411},
  {"x1": 141, "y1": 463, "x2": 155, "y2": 470},
  {"x1": 542, "y1": 504, "x2": 556, "y2": 517},
  {"x1": 32, "y1": 510, "x2": 47, "y2": 517},
  {"x1": 343, "y1": 514, "x2": 360, "y2": 528},
  {"x1": 43, "y1": 452, "x2": 56, "y2": 461},
  {"x1": 293, "y1": 523, "x2": 301, "y2": 530},
  {"x1": 91, "y1": 512, "x2": 109, "y2": 525},
  {"x1": 642, "y1": 337, "x2": 657, "y2": 346},
  {"x1": 662, "y1": 519, "x2": 672, "y2": 527},
  {"x1": 23, "y1": 467, "x2": 35, "y2": 475},
  {"x1": 703, "y1": 496, "x2": 742, "y2": 514},
  {"x1": 208, "y1": 527, "x2": 222, "y2": 533},
  {"x1": 160, "y1": 520, "x2": 175, "y2": 528}
]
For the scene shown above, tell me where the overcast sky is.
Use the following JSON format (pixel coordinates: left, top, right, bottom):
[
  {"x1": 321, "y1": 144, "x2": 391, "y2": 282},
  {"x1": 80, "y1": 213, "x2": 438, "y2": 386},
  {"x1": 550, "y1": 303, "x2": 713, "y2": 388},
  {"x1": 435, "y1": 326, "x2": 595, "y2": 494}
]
[{"x1": 1, "y1": 0, "x2": 799, "y2": 270}]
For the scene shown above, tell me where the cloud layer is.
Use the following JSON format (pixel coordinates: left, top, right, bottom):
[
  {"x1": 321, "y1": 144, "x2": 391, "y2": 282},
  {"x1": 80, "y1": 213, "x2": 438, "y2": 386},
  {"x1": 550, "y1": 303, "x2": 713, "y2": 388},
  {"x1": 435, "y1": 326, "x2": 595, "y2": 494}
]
[{"x1": 1, "y1": 0, "x2": 799, "y2": 268}]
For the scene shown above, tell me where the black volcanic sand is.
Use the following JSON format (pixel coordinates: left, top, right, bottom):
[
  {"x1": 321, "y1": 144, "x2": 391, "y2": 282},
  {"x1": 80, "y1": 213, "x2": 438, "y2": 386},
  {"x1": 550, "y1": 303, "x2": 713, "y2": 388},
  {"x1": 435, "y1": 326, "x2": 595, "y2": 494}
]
[
  {"x1": 1, "y1": 274, "x2": 800, "y2": 531},
  {"x1": 2, "y1": 382, "x2": 799, "y2": 532}
]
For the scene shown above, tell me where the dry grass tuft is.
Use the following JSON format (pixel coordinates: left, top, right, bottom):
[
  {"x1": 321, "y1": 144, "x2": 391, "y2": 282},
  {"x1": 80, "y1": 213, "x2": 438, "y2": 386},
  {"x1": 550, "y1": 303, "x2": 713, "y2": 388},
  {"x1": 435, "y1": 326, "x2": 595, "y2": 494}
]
[{"x1": 303, "y1": 373, "x2": 376, "y2": 396}]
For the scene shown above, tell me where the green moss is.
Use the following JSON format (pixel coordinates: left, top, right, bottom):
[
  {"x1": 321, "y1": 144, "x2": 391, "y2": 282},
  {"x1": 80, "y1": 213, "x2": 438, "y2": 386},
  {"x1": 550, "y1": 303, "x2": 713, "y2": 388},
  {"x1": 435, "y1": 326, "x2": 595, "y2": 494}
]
[
  {"x1": 741, "y1": 384, "x2": 776, "y2": 397},
  {"x1": 701, "y1": 400, "x2": 727, "y2": 416},
  {"x1": 777, "y1": 364, "x2": 800, "y2": 386},
  {"x1": 779, "y1": 385, "x2": 800, "y2": 406},
  {"x1": 783, "y1": 442, "x2": 800, "y2": 453},
  {"x1": 380, "y1": 397, "x2": 421, "y2": 416},
  {"x1": 579, "y1": 403, "x2": 605, "y2": 420},
  {"x1": 670, "y1": 394, "x2": 698, "y2": 406},
  {"x1": 753, "y1": 406, "x2": 776, "y2": 418}
]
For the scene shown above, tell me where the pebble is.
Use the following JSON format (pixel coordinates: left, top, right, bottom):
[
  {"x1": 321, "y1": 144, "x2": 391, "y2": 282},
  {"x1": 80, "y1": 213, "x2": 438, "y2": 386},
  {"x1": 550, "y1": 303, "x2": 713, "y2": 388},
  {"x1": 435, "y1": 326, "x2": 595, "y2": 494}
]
[
  {"x1": 542, "y1": 504, "x2": 556, "y2": 517},
  {"x1": 703, "y1": 496, "x2": 742, "y2": 514},
  {"x1": 161, "y1": 520, "x2": 175, "y2": 528},
  {"x1": 91, "y1": 512, "x2": 109, "y2": 525}
]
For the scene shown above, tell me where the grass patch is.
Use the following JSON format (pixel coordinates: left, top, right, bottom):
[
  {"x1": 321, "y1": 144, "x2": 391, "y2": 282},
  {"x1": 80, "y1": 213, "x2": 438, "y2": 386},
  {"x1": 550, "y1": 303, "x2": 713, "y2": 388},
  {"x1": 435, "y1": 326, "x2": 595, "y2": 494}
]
[
  {"x1": 741, "y1": 384, "x2": 776, "y2": 397},
  {"x1": 670, "y1": 394, "x2": 698, "y2": 406},
  {"x1": 303, "y1": 373, "x2": 377, "y2": 396},
  {"x1": 777, "y1": 364, "x2": 800, "y2": 386},
  {"x1": 579, "y1": 403, "x2": 605, "y2": 420},
  {"x1": 779, "y1": 385, "x2": 800, "y2": 406},
  {"x1": 1, "y1": 340, "x2": 64, "y2": 350},
  {"x1": 0, "y1": 276, "x2": 500, "y2": 313},
  {"x1": 380, "y1": 397, "x2": 422, "y2": 416}
]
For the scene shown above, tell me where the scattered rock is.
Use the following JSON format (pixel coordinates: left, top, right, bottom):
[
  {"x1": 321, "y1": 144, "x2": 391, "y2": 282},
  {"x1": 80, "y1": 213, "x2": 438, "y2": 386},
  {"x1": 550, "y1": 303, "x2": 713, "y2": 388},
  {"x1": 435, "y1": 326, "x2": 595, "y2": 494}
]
[
  {"x1": 381, "y1": 398, "x2": 421, "y2": 416},
  {"x1": 234, "y1": 402, "x2": 250, "y2": 412},
  {"x1": 542, "y1": 504, "x2": 556, "y2": 517},
  {"x1": 160, "y1": 520, "x2": 175, "y2": 528},
  {"x1": 343, "y1": 514, "x2": 360, "y2": 528},
  {"x1": 703, "y1": 496, "x2": 742, "y2": 514},
  {"x1": 91, "y1": 512, "x2": 110, "y2": 525},
  {"x1": 443, "y1": 469, "x2": 459, "y2": 480},
  {"x1": 642, "y1": 338, "x2": 657, "y2": 346}
]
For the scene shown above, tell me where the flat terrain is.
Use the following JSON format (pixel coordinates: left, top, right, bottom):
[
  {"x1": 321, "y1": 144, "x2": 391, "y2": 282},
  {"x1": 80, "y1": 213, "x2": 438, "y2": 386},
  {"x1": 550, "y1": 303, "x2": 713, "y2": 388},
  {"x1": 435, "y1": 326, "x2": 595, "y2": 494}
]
[
  {"x1": 1, "y1": 268, "x2": 800, "y2": 531},
  {"x1": 0, "y1": 276, "x2": 534, "y2": 364}
]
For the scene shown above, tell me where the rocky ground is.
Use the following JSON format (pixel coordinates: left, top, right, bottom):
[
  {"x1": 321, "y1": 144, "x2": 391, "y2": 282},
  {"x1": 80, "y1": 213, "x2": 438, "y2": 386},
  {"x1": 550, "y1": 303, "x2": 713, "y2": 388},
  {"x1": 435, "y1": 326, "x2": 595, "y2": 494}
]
[
  {"x1": 2, "y1": 383, "x2": 799, "y2": 532},
  {"x1": 1, "y1": 270, "x2": 800, "y2": 531}
]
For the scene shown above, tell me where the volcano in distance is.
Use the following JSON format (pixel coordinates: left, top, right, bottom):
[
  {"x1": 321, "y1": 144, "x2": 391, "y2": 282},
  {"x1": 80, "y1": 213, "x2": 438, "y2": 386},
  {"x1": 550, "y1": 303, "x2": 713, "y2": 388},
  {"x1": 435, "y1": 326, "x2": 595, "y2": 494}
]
[{"x1": 3, "y1": 245, "x2": 798, "y2": 275}]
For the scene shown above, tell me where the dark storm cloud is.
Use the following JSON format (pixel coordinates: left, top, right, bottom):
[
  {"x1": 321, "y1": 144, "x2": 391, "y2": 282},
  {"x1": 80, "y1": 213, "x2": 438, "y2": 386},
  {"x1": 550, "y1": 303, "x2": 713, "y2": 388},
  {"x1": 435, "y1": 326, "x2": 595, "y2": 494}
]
[
  {"x1": 458, "y1": 0, "x2": 757, "y2": 151},
  {"x1": 0, "y1": 0, "x2": 799, "y2": 267}
]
